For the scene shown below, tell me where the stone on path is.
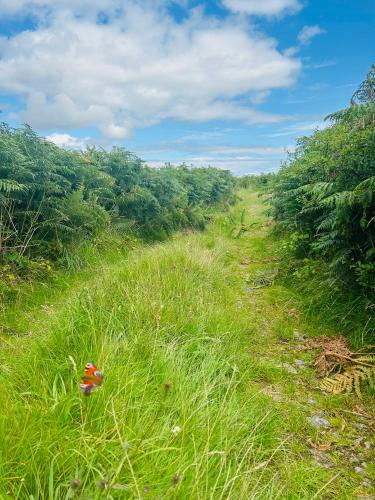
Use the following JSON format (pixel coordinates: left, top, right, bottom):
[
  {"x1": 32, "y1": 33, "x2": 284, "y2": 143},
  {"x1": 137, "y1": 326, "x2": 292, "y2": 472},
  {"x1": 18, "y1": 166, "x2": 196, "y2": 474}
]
[
  {"x1": 282, "y1": 363, "x2": 298, "y2": 374},
  {"x1": 308, "y1": 414, "x2": 331, "y2": 429}
]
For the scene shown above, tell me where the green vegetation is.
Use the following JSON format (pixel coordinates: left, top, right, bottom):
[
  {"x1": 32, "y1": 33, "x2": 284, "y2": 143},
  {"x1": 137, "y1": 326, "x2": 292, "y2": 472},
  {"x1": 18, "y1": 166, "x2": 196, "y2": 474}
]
[
  {"x1": 0, "y1": 123, "x2": 234, "y2": 267},
  {"x1": 1, "y1": 64, "x2": 374, "y2": 499},
  {"x1": 269, "y1": 65, "x2": 375, "y2": 296},
  {"x1": 1, "y1": 190, "x2": 373, "y2": 499},
  {"x1": 259, "y1": 65, "x2": 375, "y2": 342}
]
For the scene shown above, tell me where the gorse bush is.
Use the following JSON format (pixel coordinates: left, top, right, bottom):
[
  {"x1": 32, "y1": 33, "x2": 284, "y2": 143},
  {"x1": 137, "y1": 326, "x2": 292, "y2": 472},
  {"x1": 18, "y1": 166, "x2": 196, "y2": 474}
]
[
  {"x1": 270, "y1": 64, "x2": 375, "y2": 293},
  {"x1": 0, "y1": 124, "x2": 235, "y2": 263}
]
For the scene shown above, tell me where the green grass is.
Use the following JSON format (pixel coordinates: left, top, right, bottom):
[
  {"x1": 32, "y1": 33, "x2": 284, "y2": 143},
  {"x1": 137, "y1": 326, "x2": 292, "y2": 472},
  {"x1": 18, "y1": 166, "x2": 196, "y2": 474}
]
[{"x1": 0, "y1": 190, "x2": 373, "y2": 499}]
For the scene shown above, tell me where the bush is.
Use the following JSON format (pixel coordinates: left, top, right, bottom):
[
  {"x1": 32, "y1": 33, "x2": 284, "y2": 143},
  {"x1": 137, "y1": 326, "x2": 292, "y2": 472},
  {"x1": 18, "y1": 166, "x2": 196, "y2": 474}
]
[
  {"x1": 269, "y1": 64, "x2": 375, "y2": 293},
  {"x1": 0, "y1": 124, "x2": 235, "y2": 267}
]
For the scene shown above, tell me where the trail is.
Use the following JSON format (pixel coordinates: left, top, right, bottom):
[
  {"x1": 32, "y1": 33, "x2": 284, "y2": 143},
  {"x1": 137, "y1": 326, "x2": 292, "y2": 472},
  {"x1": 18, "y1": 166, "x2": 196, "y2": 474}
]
[{"x1": 0, "y1": 190, "x2": 373, "y2": 499}]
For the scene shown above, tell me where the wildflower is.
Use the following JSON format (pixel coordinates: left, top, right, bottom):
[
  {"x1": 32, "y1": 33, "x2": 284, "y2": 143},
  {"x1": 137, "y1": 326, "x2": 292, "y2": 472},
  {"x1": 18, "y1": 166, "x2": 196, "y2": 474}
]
[{"x1": 171, "y1": 425, "x2": 181, "y2": 436}]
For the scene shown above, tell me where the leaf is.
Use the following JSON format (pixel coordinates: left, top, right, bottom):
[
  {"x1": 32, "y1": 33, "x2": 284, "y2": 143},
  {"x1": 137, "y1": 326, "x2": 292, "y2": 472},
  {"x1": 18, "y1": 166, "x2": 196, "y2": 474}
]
[{"x1": 307, "y1": 439, "x2": 332, "y2": 452}]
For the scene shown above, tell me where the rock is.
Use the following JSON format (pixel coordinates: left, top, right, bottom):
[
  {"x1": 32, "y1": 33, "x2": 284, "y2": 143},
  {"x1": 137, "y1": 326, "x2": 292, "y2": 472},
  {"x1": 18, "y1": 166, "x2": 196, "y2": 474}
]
[
  {"x1": 355, "y1": 423, "x2": 368, "y2": 430},
  {"x1": 308, "y1": 415, "x2": 331, "y2": 429},
  {"x1": 354, "y1": 437, "x2": 363, "y2": 447},
  {"x1": 261, "y1": 385, "x2": 283, "y2": 402},
  {"x1": 307, "y1": 396, "x2": 317, "y2": 405},
  {"x1": 294, "y1": 359, "x2": 306, "y2": 368},
  {"x1": 349, "y1": 455, "x2": 358, "y2": 464},
  {"x1": 364, "y1": 441, "x2": 371, "y2": 450},
  {"x1": 362, "y1": 478, "x2": 373, "y2": 488},
  {"x1": 309, "y1": 448, "x2": 334, "y2": 468},
  {"x1": 355, "y1": 466, "x2": 365, "y2": 474},
  {"x1": 282, "y1": 363, "x2": 298, "y2": 374},
  {"x1": 293, "y1": 331, "x2": 306, "y2": 341}
]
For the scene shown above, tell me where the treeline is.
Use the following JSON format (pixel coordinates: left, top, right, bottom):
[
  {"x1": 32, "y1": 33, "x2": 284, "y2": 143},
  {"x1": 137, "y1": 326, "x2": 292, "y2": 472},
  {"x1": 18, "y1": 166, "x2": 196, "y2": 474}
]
[
  {"x1": 269, "y1": 64, "x2": 375, "y2": 295},
  {"x1": 0, "y1": 124, "x2": 235, "y2": 270}
]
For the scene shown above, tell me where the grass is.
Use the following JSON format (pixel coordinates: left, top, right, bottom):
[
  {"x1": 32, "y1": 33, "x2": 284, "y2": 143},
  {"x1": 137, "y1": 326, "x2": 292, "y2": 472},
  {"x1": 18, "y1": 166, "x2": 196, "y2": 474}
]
[{"x1": 0, "y1": 189, "x2": 374, "y2": 499}]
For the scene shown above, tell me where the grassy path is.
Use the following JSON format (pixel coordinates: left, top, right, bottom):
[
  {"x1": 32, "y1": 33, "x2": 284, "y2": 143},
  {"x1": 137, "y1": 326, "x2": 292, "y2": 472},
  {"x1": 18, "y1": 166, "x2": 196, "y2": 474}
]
[{"x1": 0, "y1": 190, "x2": 374, "y2": 499}]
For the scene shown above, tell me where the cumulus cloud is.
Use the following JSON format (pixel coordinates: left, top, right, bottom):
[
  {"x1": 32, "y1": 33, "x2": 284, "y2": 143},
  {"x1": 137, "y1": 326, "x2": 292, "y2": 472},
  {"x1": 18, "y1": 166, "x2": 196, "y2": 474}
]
[
  {"x1": 221, "y1": 0, "x2": 301, "y2": 16},
  {"x1": 0, "y1": 1, "x2": 300, "y2": 137},
  {"x1": 298, "y1": 25, "x2": 325, "y2": 45},
  {"x1": 46, "y1": 132, "x2": 89, "y2": 149}
]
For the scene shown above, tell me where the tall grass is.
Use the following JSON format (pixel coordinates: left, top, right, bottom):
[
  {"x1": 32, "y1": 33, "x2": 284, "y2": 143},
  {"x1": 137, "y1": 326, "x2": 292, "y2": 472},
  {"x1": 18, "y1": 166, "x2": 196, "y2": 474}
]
[
  {"x1": 1, "y1": 190, "x2": 369, "y2": 499},
  {"x1": 1, "y1": 228, "x2": 283, "y2": 499}
]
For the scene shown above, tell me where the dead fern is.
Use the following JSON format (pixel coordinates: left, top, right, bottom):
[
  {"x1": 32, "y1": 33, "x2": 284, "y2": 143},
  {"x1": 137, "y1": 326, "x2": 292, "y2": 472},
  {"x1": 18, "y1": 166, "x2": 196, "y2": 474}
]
[
  {"x1": 321, "y1": 364, "x2": 375, "y2": 397},
  {"x1": 305, "y1": 337, "x2": 375, "y2": 397}
]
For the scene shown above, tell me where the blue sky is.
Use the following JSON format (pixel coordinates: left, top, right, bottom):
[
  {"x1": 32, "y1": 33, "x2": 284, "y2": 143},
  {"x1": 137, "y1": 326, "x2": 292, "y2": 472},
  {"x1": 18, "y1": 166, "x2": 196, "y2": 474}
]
[{"x1": 0, "y1": 0, "x2": 373, "y2": 175}]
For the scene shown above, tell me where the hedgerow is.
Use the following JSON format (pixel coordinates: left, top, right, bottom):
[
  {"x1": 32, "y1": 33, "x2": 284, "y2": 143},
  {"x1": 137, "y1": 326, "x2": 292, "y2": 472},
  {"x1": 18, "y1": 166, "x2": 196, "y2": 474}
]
[{"x1": 0, "y1": 124, "x2": 235, "y2": 267}]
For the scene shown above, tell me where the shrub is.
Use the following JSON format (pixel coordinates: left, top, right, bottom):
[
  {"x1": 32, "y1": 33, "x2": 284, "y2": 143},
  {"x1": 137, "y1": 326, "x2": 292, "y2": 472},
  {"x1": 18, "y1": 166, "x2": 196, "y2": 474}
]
[
  {"x1": 269, "y1": 64, "x2": 375, "y2": 293},
  {"x1": 0, "y1": 123, "x2": 235, "y2": 266}
]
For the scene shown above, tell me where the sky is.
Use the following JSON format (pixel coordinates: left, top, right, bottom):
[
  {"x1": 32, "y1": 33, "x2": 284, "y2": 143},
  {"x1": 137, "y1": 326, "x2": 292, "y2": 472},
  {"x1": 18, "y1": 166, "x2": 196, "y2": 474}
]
[{"x1": 0, "y1": 0, "x2": 373, "y2": 175}]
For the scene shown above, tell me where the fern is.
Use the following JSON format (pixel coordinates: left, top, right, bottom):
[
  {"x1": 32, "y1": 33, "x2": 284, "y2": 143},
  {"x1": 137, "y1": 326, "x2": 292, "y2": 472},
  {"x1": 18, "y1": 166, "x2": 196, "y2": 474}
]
[
  {"x1": 316, "y1": 212, "x2": 337, "y2": 232},
  {"x1": 325, "y1": 102, "x2": 375, "y2": 128},
  {"x1": 321, "y1": 363, "x2": 375, "y2": 397},
  {"x1": 0, "y1": 179, "x2": 26, "y2": 194},
  {"x1": 326, "y1": 64, "x2": 375, "y2": 128}
]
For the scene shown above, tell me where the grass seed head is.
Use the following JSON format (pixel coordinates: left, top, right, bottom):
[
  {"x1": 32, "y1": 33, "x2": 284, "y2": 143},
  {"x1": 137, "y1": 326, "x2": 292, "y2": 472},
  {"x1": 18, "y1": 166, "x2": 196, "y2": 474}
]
[
  {"x1": 172, "y1": 475, "x2": 181, "y2": 485},
  {"x1": 70, "y1": 479, "x2": 80, "y2": 490},
  {"x1": 97, "y1": 479, "x2": 106, "y2": 489},
  {"x1": 164, "y1": 383, "x2": 172, "y2": 393}
]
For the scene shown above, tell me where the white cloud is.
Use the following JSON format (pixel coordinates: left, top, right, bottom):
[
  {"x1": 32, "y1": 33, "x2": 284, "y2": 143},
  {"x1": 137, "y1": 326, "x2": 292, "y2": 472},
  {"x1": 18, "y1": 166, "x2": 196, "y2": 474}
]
[
  {"x1": 221, "y1": 0, "x2": 301, "y2": 16},
  {"x1": 0, "y1": 0, "x2": 139, "y2": 17},
  {"x1": 297, "y1": 25, "x2": 325, "y2": 45},
  {"x1": 306, "y1": 59, "x2": 337, "y2": 69},
  {"x1": 141, "y1": 142, "x2": 294, "y2": 175},
  {"x1": 46, "y1": 132, "x2": 89, "y2": 149},
  {"x1": 0, "y1": 2, "x2": 300, "y2": 138},
  {"x1": 147, "y1": 156, "x2": 281, "y2": 175},
  {"x1": 268, "y1": 120, "x2": 328, "y2": 137},
  {"x1": 140, "y1": 142, "x2": 292, "y2": 155}
]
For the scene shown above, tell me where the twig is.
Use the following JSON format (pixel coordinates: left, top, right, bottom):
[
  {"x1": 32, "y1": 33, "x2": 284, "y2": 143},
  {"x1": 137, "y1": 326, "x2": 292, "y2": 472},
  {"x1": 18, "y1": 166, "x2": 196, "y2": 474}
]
[
  {"x1": 340, "y1": 409, "x2": 374, "y2": 419},
  {"x1": 324, "y1": 350, "x2": 373, "y2": 367}
]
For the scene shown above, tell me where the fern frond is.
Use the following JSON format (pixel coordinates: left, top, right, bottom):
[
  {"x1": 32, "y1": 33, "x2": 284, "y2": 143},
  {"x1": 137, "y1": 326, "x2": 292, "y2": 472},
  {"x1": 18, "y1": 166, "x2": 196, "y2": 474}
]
[
  {"x1": 316, "y1": 212, "x2": 337, "y2": 232},
  {"x1": 0, "y1": 179, "x2": 27, "y2": 194},
  {"x1": 321, "y1": 358, "x2": 375, "y2": 397}
]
